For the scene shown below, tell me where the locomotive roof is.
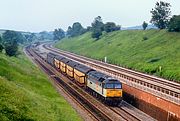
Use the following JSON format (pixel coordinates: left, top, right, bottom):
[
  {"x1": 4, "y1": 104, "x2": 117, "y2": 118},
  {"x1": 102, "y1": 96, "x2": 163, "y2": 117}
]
[
  {"x1": 55, "y1": 55, "x2": 64, "y2": 60},
  {"x1": 88, "y1": 71, "x2": 120, "y2": 83},
  {"x1": 66, "y1": 60, "x2": 79, "y2": 67},
  {"x1": 75, "y1": 64, "x2": 94, "y2": 74},
  {"x1": 61, "y1": 58, "x2": 70, "y2": 63},
  {"x1": 88, "y1": 71, "x2": 109, "y2": 82},
  {"x1": 47, "y1": 52, "x2": 57, "y2": 57}
]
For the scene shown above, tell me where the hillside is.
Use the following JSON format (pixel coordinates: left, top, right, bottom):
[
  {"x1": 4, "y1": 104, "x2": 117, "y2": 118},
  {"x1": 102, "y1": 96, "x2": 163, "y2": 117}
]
[
  {"x1": 55, "y1": 30, "x2": 180, "y2": 81},
  {"x1": 0, "y1": 50, "x2": 82, "y2": 121}
]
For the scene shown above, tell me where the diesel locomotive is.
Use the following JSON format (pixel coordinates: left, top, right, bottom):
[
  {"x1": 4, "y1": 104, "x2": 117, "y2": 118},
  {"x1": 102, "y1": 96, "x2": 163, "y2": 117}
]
[{"x1": 47, "y1": 52, "x2": 122, "y2": 105}]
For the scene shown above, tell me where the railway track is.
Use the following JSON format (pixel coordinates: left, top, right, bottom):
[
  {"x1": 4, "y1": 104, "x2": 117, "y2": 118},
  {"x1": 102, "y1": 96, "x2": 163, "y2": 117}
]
[
  {"x1": 26, "y1": 46, "x2": 155, "y2": 121},
  {"x1": 26, "y1": 47, "x2": 127, "y2": 121},
  {"x1": 42, "y1": 43, "x2": 180, "y2": 105}
]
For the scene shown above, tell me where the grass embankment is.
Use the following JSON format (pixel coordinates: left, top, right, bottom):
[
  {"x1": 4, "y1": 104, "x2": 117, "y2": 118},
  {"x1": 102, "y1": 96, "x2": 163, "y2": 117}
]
[
  {"x1": 0, "y1": 50, "x2": 82, "y2": 121},
  {"x1": 55, "y1": 30, "x2": 180, "y2": 81}
]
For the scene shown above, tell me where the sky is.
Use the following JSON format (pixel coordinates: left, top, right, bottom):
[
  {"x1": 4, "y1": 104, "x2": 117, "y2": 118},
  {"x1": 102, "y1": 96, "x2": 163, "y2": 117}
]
[{"x1": 0, "y1": 0, "x2": 179, "y2": 32}]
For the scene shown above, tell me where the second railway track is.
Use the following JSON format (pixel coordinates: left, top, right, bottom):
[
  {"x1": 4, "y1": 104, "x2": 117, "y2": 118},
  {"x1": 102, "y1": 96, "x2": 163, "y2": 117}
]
[{"x1": 42, "y1": 43, "x2": 180, "y2": 105}]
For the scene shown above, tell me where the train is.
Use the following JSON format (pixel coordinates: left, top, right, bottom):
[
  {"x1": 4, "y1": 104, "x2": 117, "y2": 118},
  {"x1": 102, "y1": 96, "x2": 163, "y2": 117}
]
[{"x1": 47, "y1": 52, "x2": 122, "y2": 105}]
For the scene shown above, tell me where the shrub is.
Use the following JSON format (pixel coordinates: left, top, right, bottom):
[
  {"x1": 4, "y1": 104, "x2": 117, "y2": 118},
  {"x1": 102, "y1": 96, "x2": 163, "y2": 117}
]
[{"x1": 142, "y1": 36, "x2": 148, "y2": 41}]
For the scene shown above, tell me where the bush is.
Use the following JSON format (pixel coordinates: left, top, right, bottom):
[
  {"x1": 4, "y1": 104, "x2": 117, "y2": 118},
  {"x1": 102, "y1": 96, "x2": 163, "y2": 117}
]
[
  {"x1": 92, "y1": 30, "x2": 102, "y2": 40},
  {"x1": 142, "y1": 36, "x2": 148, "y2": 41},
  {"x1": 5, "y1": 44, "x2": 18, "y2": 56}
]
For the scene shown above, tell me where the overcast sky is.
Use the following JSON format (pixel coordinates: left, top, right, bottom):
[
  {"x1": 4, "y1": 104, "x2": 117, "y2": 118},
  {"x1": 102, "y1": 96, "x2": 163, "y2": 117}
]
[{"x1": 0, "y1": 0, "x2": 179, "y2": 32}]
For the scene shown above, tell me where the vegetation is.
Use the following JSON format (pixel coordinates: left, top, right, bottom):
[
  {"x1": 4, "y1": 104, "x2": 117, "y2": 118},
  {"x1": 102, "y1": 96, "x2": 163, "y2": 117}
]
[
  {"x1": 2, "y1": 30, "x2": 26, "y2": 56},
  {"x1": 0, "y1": 36, "x2": 3, "y2": 52},
  {"x1": 55, "y1": 30, "x2": 180, "y2": 81},
  {"x1": 53, "y1": 28, "x2": 65, "y2": 40},
  {"x1": 37, "y1": 31, "x2": 54, "y2": 41},
  {"x1": 91, "y1": 16, "x2": 104, "y2": 39},
  {"x1": 142, "y1": 21, "x2": 148, "y2": 30},
  {"x1": 67, "y1": 22, "x2": 86, "y2": 37},
  {"x1": 168, "y1": 15, "x2": 180, "y2": 32},
  {"x1": 150, "y1": 1, "x2": 171, "y2": 29},
  {"x1": 0, "y1": 49, "x2": 82, "y2": 121},
  {"x1": 91, "y1": 16, "x2": 121, "y2": 39},
  {"x1": 24, "y1": 33, "x2": 37, "y2": 43},
  {"x1": 104, "y1": 22, "x2": 121, "y2": 33}
]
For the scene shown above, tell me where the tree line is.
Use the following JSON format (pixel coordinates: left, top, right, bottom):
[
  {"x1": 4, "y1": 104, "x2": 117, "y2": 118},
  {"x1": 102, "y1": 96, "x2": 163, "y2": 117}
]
[
  {"x1": 1, "y1": 1, "x2": 179, "y2": 56},
  {"x1": 0, "y1": 30, "x2": 55, "y2": 56},
  {"x1": 53, "y1": 16, "x2": 121, "y2": 41},
  {"x1": 54, "y1": 1, "x2": 180, "y2": 41}
]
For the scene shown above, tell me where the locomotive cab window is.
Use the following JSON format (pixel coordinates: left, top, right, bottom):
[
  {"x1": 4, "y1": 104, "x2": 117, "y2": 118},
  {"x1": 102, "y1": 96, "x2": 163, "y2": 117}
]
[
  {"x1": 105, "y1": 83, "x2": 114, "y2": 89},
  {"x1": 105, "y1": 83, "x2": 122, "y2": 89},
  {"x1": 115, "y1": 83, "x2": 122, "y2": 89}
]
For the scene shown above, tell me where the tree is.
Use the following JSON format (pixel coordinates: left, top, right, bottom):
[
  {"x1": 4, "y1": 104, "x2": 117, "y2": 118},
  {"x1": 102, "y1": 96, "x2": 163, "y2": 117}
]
[
  {"x1": 91, "y1": 16, "x2": 104, "y2": 39},
  {"x1": 104, "y1": 22, "x2": 121, "y2": 32},
  {"x1": 2, "y1": 30, "x2": 26, "y2": 45},
  {"x1": 38, "y1": 31, "x2": 54, "y2": 40},
  {"x1": 0, "y1": 36, "x2": 2, "y2": 43},
  {"x1": 66, "y1": 26, "x2": 72, "y2": 37},
  {"x1": 168, "y1": 15, "x2": 180, "y2": 32},
  {"x1": 150, "y1": 1, "x2": 171, "y2": 29},
  {"x1": 91, "y1": 29, "x2": 102, "y2": 40},
  {"x1": 66, "y1": 22, "x2": 86, "y2": 37},
  {"x1": 142, "y1": 21, "x2": 148, "y2": 30},
  {"x1": 53, "y1": 28, "x2": 65, "y2": 40},
  {"x1": 5, "y1": 41, "x2": 18, "y2": 56},
  {"x1": 2, "y1": 30, "x2": 21, "y2": 56},
  {"x1": 24, "y1": 33, "x2": 37, "y2": 42}
]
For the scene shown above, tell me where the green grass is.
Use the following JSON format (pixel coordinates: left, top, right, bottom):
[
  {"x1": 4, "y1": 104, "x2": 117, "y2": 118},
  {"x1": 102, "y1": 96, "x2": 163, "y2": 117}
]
[
  {"x1": 55, "y1": 30, "x2": 180, "y2": 81},
  {"x1": 0, "y1": 50, "x2": 82, "y2": 121}
]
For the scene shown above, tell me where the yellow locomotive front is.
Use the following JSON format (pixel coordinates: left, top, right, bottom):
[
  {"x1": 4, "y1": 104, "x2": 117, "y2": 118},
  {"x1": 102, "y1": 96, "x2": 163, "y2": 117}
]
[{"x1": 104, "y1": 80, "x2": 122, "y2": 101}]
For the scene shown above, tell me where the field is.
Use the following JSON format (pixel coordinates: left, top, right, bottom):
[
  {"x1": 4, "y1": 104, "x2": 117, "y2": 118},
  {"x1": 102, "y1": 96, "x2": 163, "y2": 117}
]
[
  {"x1": 0, "y1": 50, "x2": 82, "y2": 121},
  {"x1": 55, "y1": 30, "x2": 180, "y2": 81}
]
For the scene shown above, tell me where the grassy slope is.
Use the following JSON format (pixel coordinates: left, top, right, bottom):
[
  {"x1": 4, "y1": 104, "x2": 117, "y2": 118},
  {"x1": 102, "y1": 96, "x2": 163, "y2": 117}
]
[
  {"x1": 0, "y1": 51, "x2": 82, "y2": 121},
  {"x1": 55, "y1": 30, "x2": 180, "y2": 81}
]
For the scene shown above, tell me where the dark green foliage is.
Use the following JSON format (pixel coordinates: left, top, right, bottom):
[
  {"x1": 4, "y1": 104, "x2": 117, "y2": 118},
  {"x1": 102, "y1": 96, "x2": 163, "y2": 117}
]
[
  {"x1": 67, "y1": 22, "x2": 86, "y2": 37},
  {"x1": 53, "y1": 28, "x2": 65, "y2": 40},
  {"x1": 0, "y1": 36, "x2": 2, "y2": 43},
  {"x1": 104, "y1": 22, "x2": 121, "y2": 33},
  {"x1": 5, "y1": 41, "x2": 18, "y2": 56},
  {"x1": 142, "y1": 36, "x2": 148, "y2": 41},
  {"x1": 91, "y1": 16, "x2": 104, "y2": 39},
  {"x1": 91, "y1": 29, "x2": 102, "y2": 40},
  {"x1": 168, "y1": 15, "x2": 180, "y2": 32},
  {"x1": 86, "y1": 26, "x2": 92, "y2": 31},
  {"x1": 38, "y1": 31, "x2": 54, "y2": 40},
  {"x1": 2, "y1": 30, "x2": 26, "y2": 45},
  {"x1": 0, "y1": 36, "x2": 3, "y2": 52},
  {"x1": 2, "y1": 30, "x2": 23, "y2": 56},
  {"x1": 147, "y1": 58, "x2": 161, "y2": 63},
  {"x1": 0, "y1": 44, "x2": 3, "y2": 52},
  {"x1": 150, "y1": 1, "x2": 171, "y2": 29},
  {"x1": 142, "y1": 21, "x2": 148, "y2": 30},
  {"x1": 24, "y1": 33, "x2": 37, "y2": 42}
]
